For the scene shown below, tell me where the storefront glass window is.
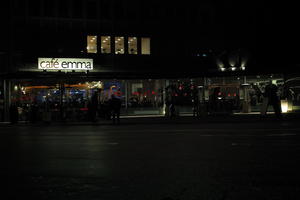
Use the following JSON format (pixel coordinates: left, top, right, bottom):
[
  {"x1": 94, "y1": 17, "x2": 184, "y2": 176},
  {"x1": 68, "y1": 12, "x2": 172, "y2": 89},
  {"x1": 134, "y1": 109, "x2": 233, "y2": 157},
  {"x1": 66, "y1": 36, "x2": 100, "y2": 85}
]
[
  {"x1": 87, "y1": 36, "x2": 97, "y2": 53},
  {"x1": 101, "y1": 36, "x2": 111, "y2": 54},
  {"x1": 127, "y1": 80, "x2": 164, "y2": 115},
  {"x1": 141, "y1": 37, "x2": 151, "y2": 55},
  {"x1": 128, "y1": 37, "x2": 138, "y2": 54},
  {"x1": 115, "y1": 37, "x2": 125, "y2": 54}
]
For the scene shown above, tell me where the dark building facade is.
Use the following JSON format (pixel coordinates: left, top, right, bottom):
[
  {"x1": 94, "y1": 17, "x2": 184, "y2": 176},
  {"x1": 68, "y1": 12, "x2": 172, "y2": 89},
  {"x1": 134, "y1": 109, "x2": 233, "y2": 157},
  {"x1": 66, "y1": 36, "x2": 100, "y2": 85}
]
[{"x1": 1, "y1": 0, "x2": 299, "y2": 122}]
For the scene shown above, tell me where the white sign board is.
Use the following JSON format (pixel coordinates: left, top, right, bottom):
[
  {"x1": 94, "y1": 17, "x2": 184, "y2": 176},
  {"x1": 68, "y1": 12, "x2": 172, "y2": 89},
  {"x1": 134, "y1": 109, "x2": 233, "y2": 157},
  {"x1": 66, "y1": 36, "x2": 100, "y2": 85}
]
[{"x1": 38, "y1": 58, "x2": 93, "y2": 71}]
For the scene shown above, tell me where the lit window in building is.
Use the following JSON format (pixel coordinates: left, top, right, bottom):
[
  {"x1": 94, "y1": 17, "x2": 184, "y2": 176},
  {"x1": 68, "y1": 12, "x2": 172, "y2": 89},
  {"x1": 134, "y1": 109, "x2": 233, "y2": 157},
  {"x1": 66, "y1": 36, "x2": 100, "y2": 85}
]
[
  {"x1": 128, "y1": 37, "x2": 137, "y2": 54},
  {"x1": 87, "y1": 36, "x2": 97, "y2": 53},
  {"x1": 101, "y1": 36, "x2": 111, "y2": 54},
  {"x1": 141, "y1": 37, "x2": 151, "y2": 55},
  {"x1": 115, "y1": 37, "x2": 125, "y2": 54}
]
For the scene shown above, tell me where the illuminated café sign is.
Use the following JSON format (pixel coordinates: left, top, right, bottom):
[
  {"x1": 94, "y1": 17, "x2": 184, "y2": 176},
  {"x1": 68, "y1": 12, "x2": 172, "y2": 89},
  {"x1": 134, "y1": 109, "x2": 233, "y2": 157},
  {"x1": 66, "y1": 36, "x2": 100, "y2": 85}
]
[{"x1": 38, "y1": 58, "x2": 93, "y2": 70}]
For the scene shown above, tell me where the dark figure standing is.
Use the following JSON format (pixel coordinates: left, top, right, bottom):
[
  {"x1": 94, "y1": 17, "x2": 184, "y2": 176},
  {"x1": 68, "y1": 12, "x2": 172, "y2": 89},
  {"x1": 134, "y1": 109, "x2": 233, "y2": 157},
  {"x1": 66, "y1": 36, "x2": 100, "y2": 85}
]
[
  {"x1": 109, "y1": 94, "x2": 121, "y2": 124},
  {"x1": 209, "y1": 87, "x2": 220, "y2": 113},
  {"x1": 192, "y1": 97, "x2": 199, "y2": 117},
  {"x1": 90, "y1": 92, "x2": 98, "y2": 122},
  {"x1": 264, "y1": 81, "x2": 282, "y2": 120},
  {"x1": 169, "y1": 102, "x2": 176, "y2": 119}
]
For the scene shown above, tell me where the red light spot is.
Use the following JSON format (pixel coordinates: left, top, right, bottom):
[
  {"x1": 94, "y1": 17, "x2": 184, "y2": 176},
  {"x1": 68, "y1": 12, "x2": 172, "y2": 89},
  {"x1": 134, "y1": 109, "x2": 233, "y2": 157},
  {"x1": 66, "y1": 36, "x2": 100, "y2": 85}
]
[
  {"x1": 152, "y1": 91, "x2": 156, "y2": 95},
  {"x1": 218, "y1": 92, "x2": 222, "y2": 96},
  {"x1": 114, "y1": 91, "x2": 122, "y2": 97},
  {"x1": 234, "y1": 93, "x2": 236, "y2": 97},
  {"x1": 228, "y1": 93, "x2": 231, "y2": 97}
]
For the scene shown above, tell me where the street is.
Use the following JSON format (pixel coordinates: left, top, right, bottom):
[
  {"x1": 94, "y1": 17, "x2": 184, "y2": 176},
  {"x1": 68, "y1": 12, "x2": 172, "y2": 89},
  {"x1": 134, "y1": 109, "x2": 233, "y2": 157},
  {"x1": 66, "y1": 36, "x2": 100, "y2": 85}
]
[{"x1": 1, "y1": 118, "x2": 300, "y2": 199}]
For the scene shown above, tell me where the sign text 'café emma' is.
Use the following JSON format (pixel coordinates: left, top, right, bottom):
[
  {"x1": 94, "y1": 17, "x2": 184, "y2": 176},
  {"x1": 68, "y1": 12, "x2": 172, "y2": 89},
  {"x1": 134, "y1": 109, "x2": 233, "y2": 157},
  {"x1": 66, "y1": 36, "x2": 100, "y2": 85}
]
[{"x1": 38, "y1": 58, "x2": 93, "y2": 70}]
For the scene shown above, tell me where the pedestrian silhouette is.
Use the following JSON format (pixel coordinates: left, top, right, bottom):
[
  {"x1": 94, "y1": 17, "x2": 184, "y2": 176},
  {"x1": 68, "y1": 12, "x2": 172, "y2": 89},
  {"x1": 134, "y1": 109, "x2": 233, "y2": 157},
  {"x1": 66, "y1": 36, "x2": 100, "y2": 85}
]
[
  {"x1": 263, "y1": 81, "x2": 282, "y2": 120},
  {"x1": 109, "y1": 94, "x2": 121, "y2": 124},
  {"x1": 169, "y1": 102, "x2": 175, "y2": 119}
]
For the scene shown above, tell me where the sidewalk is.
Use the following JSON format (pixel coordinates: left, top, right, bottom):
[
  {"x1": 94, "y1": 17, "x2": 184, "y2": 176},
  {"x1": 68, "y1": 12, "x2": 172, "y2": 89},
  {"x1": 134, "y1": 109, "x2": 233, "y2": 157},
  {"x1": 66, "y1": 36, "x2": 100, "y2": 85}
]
[{"x1": 1, "y1": 112, "x2": 300, "y2": 127}]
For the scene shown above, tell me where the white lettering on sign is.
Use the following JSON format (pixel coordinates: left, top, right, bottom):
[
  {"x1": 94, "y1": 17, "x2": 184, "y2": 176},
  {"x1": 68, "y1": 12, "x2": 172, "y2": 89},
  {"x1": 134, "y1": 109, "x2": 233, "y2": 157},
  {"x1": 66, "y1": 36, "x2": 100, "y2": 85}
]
[{"x1": 38, "y1": 58, "x2": 93, "y2": 70}]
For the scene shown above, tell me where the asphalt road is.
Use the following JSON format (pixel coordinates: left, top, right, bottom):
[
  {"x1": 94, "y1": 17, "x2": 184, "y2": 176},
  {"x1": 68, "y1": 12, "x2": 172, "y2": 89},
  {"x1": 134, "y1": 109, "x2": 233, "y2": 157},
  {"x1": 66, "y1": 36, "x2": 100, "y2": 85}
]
[{"x1": 1, "y1": 119, "x2": 300, "y2": 199}]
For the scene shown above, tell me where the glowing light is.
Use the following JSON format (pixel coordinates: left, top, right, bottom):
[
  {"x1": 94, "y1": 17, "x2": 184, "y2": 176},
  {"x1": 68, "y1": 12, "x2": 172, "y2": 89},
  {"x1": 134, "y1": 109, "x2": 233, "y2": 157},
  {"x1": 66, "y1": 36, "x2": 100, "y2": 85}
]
[{"x1": 281, "y1": 100, "x2": 288, "y2": 113}]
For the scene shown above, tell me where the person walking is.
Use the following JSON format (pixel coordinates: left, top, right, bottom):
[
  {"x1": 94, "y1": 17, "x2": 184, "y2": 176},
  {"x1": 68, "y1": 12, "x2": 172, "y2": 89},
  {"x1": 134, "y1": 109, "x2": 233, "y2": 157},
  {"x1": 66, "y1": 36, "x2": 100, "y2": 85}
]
[
  {"x1": 262, "y1": 81, "x2": 282, "y2": 120},
  {"x1": 109, "y1": 94, "x2": 121, "y2": 125}
]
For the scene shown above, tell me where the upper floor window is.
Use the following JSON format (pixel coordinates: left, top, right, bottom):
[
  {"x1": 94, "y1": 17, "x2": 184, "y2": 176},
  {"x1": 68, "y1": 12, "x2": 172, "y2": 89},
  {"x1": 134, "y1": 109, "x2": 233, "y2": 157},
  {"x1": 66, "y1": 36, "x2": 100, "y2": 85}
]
[
  {"x1": 101, "y1": 36, "x2": 111, "y2": 53},
  {"x1": 86, "y1": 35, "x2": 150, "y2": 55},
  {"x1": 128, "y1": 37, "x2": 137, "y2": 54},
  {"x1": 141, "y1": 38, "x2": 151, "y2": 55},
  {"x1": 87, "y1": 36, "x2": 97, "y2": 53},
  {"x1": 115, "y1": 37, "x2": 124, "y2": 54}
]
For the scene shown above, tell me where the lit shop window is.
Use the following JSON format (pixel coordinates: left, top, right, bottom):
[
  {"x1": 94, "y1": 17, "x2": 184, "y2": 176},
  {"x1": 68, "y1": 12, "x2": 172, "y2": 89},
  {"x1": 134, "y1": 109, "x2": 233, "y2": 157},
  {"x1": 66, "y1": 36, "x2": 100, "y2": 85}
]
[
  {"x1": 128, "y1": 37, "x2": 138, "y2": 54},
  {"x1": 141, "y1": 37, "x2": 151, "y2": 55},
  {"x1": 101, "y1": 36, "x2": 111, "y2": 54},
  {"x1": 87, "y1": 36, "x2": 97, "y2": 53},
  {"x1": 115, "y1": 37, "x2": 125, "y2": 54}
]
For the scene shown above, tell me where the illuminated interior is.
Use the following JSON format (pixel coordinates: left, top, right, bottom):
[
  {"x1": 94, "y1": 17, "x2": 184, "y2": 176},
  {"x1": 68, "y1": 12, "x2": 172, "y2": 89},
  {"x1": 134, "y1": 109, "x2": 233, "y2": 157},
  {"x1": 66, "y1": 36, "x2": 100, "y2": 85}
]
[
  {"x1": 115, "y1": 37, "x2": 124, "y2": 54},
  {"x1": 141, "y1": 37, "x2": 151, "y2": 55},
  {"x1": 87, "y1": 35, "x2": 150, "y2": 55},
  {"x1": 101, "y1": 36, "x2": 111, "y2": 53},
  {"x1": 87, "y1": 35, "x2": 97, "y2": 53},
  {"x1": 128, "y1": 37, "x2": 137, "y2": 54}
]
